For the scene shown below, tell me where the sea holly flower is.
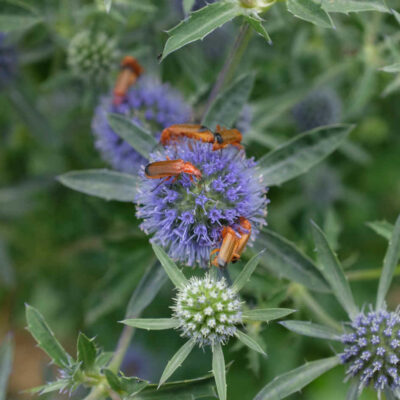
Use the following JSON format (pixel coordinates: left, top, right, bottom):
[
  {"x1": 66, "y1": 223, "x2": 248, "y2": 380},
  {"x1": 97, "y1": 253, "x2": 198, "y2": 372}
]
[
  {"x1": 135, "y1": 138, "x2": 268, "y2": 267},
  {"x1": 122, "y1": 245, "x2": 295, "y2": 400},
  {"x1": 292, "y1": 88, "x2": 342, "y2": 132},
  {"x1": 254, "y1": 215, "x2": 400, "y2": 400},
  {"x1": 67, "y1": 30, "x2": 118, "y2": 81},
  {"x1": 92, "y1": 77, "x2": 192, "y2": 173}
]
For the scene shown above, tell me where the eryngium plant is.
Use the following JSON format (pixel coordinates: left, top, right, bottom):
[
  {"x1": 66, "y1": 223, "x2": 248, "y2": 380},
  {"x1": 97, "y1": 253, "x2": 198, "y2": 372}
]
[
  {"x1": 254, "y1": 215, "x2": 400, "y2": 400},
  {"x1": 122, "y1": 244, "x2": 294, "y2": 400}
]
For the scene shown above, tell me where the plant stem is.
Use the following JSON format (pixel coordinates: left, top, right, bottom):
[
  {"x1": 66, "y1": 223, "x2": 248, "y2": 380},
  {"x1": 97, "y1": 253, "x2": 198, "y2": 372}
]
[
  {"x1": 108, "y1": 325, "x2": 135, "y2": 373},
  {"x1": 346, "y1": 265, "x2": 400, "y2": 281},
  {"x1": 202, "y1": 22, "x2": 252, "y2": 119},
  {"x1": 289, "y1": 284, "x2": 342, "y2": 331}
]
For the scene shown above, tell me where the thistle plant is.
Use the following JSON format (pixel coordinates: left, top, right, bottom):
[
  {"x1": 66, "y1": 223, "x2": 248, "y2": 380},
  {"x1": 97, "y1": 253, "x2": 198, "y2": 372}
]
[
  {"x1": 67, "y1": 30, "x2": 118, "y2": 81},
  {"x1": 92, "y1": 77, "x2": 192, "y2": 173},
  {"x1": 254, "y1": 215, "x2": 400, "y2": 400},
  {"x1": 122, "y1": 244, "x2": 294, "y2": 400},
  {"x1": 135, "y1": 138, "x2": 268, "y2": 267}
]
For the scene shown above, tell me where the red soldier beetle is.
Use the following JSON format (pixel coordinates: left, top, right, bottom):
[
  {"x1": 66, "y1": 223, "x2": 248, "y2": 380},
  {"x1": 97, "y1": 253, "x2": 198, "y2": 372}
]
[
  {"x1": 160, "y1": 124, "x2": 242, "y2": 151},
  {"x1": 113, "y1": 56, "x2": 144, "y2": 105}
]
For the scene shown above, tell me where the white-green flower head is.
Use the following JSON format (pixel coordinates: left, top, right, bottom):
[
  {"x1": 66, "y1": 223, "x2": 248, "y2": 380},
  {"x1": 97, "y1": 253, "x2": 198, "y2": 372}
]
[
  {"x1": 67, "y1": 30, "x2": 118, "y2": 80},
  {"x1": 173, "y1": 274, "x2": 243, "y2": 346}
]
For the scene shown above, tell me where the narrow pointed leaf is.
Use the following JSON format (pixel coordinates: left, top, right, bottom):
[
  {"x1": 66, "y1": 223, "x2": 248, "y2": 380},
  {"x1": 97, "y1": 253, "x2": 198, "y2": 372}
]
[
  {"x1": 202, "y1": 74, "x2": 254, "y2": 130},
  {"x1": 104, "y1": 369, "x2": 122, "y2": 391},
  {"x1": 0, "y1": 336, "x2": 13, "y2": 400},
  {"x1": 242, "y1": 308, "x2": 295, "y2": 322},
  {"x1": 287, "y1": 0, "x2": 334, "y2": 29},
  {"x1": 232, "y1": 251, "x2": 263, "y2": 292},
  {"x1": 77, "y1": 333, "x2": 96, "y2": 370},
  {"x1": 152, "y1": 244, "x2": 187, "y2": 289},
  {"x1": 58, "y1": 169, "x2": 138, "y2": 202},
  {"x1": 159, "y1": 339, "x2": 196, "y2": 387},
  {"x1": 121, "y1": 318, "x2": 180, "y2": 330},
  {"x1": 253, "y1": 356, "x2": 340, "y2": 400},
  {"x1": 245, "y1": 16, "x2": 272, "y2": 44},
  {"x1": 254, "y1": 228, "x2": 330, "y2": 293},
  {"x1": 280, "y1": 320, "x2": 342, "y2": 341},
  {"x1": 259, "y1": 124, "x2": 353, "y2": 186},
  {"x1": 376, "y1": 215, "x2": 400, "y2": 310},
  {"x1": 108, "y1": 113, "x2": 156, "y2": 160},
  {"x1": 367, "y1": 220, "x2": 393, "y2": 240},
  {"x1": 162, "y1": 2, "x2": 241, "y2": 60},
  {"x1": 235, "y1": 330, "x2": 266, "y2": 356},
  {"x1": 380, "y1": 63, "x2": 400, "y2": 73},
  {"x1": 212, "y1": 342, "x2": 226, "y2": 400},
  {"x1": 311, "y1": 221, "x2": 358, "y2": 318},
  {"x1": 346, "y1": 381, "x2": 359, "y2": 400},
  {"x1": 125, "y1": 261, "x2": 168, "y2": 319},
  {"x1": 104, "y1": 0, "x2": 112, "y2": 12},
  {"x1": 25, "y1": 305, "x2": 70, "y2": 368},
  {"x1": 321, "y1": 0, "x2": 389, "y2": 13}
]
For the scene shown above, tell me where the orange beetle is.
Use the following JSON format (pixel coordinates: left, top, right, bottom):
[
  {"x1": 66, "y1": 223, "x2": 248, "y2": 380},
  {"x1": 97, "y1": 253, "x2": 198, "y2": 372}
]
[
  {"x1": 144, "y1": 159, "x2": 202, "y2": 186},
  {"x1": 210, "y1": 217, "x2": 252, "y2": 268},
  {"x1": 113, "y1": 56, "x2": 144, "y2": 105},
  {"x1": 160, "y1": 124, "x2": 242, "y2": 151}
]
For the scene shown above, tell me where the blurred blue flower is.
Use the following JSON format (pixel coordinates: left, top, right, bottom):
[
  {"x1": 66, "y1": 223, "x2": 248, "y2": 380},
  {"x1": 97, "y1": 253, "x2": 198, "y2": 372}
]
[
  {"x1": 292, "y1": 88, "x2": 342, "y2": 132},
  {"x1": 0, "y1": 33, "x2": 17, "y2": 86},
  {"x1": 341, "y1": 308, "x2": 400, "y2": 392},
  {"x1": 135, "y1": 138, "x2": 268, "y2": 267},
  {"x1": 92, "y1": 77, "x2": 192, "y2": 173}
]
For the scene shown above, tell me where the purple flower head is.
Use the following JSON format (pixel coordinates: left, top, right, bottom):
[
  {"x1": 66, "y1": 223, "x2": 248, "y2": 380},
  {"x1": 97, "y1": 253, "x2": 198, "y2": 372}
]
[
  {"x1": 135, "y1": 138, "x2": 268, "y2": 267},
  {"x1": 292, "y1": 88, "x2": 342, "y2": 132},
  {"x1": 0, "y1": 33, "x2": 17, "y2": 87},
  {"x1": 92, "y1": 77, "x2": 192, "y2": 174},
  {"x1": 340, "y1": 308, "x2": 400, "y2": 393}
]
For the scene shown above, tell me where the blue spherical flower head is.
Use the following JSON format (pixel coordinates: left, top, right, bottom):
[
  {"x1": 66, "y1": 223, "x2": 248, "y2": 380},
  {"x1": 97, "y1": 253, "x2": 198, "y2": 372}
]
[
  {"x1": 340, "y1": 308, "x2": 400, "y2": 393},
  {"x1": 135, "y1": 138, "x2": 268, "y2": 267},
  {"x1": 92, "y1": 77, "x2": 192, "y2": 174},
  {"x1": 0, "y1": 33, "x2": 17, "y2": 87}
]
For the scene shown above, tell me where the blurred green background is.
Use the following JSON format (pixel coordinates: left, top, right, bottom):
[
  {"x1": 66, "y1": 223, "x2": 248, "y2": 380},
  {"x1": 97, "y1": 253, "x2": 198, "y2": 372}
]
[{"x1": 0, "y1": 0, "x2": 400, "y2": 399}]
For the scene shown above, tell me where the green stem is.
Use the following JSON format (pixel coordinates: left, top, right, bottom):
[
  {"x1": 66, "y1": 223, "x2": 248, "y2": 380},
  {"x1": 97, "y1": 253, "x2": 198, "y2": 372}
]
[
  {"x1": 346, "y1": 265, "x2": 400, "y2": 281},
  {"x1": 108, "y1": 325, "x2": 135, "y2": 373},
  {"x1": 202, "y1": 22, "x2": 252, "y2": 119},
  {"x1": 289, "y1": 284, "x2": 342, "y2": 331}
]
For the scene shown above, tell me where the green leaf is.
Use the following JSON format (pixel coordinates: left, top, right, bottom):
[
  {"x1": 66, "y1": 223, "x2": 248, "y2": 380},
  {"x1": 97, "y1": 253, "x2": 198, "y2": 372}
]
[
  {"x1": 287, "y1": 0, "x2": 334, "y2": 29},
  {"x1": 125, "y1": 261, "x2": 168, "y2": 319},
  {"x1": 58, "y1": 169, "x2": 138, "y2": 202},
  {"x1": 244, "y1": 16, "x2": 272, "y2": 44},
  {"x1": 161, "y1": 2, "x2": 241, "y2": 60},
  {"x1": 104, "y1": 0, "x2": 112, "y2": 12},
  {"x1": 253, "y1": 228, "x2": 330, "y2": 293},
  {"x1": 253, "y1": 356, "x2": 340, "y2": 400},
  {"x1": 232, "y1": 251, "x2": 263, "y2": 292},
  {"x1": 280, "y1": 320, "x2": 342, "y2": 341},
  {"x1": 212, "y1": 342, "x2": 226, "y2": 400},
  {"x1": 108, "y1": 113, "x2": 156, "y2": 160},
  {"x1": 105, "y1": 369, "x2": 122, "y2": 392},
  {"x1": 321, "y1": 0, "x2": 389, "y2": 13},
  {"x1": 120, "y1": 376, "x2": 149, "y2": 397},
  {"x1": 381, "y1": 63, "x2": 400, "y2": 73},
  {"x1": 235, "y1": 330, "x2": 266, "y2": 356},
  {"x1": 242, "y1": 308, "x2": 295, "y2": 322},
  {"x1": 346, "y1": 381, "x2": 359, "y2": 400},
  {"x1": 376, "y1": 215, "x2": 400, "y2": 310},
  {"x1": 259, "y1": 124, "x2": 352, "y2": 186},
  {"x1": 0, "y1": 15, "x2": 41, "y2": 32},
  {"x1": 393, "y1": 9, "x2": 400, "y2": 25},
  {"x1": 121, "y1": 318, "x2": 180, "y2": 330},
  {"x1": 311, "y1": 221, "x2": 358, "y2": 318},
  {"x1": 159, "y1": 339, "x2": 196, "y2": 387},
  {"x1": 77, "y1": 333, "x2": 96, "y2": 371},
  {"x1": 28, "y1": 380, "x2": 69, "y2": 395},
  {"x1": 367, "y1": 220, "x2": 393, "y2": 240},
  {"x1": 182, "y1": 0, "x2": 196, "y2": 14},
  {"x1": 202, "y1": 74, "x2": 255, "y2": 130},
  {"x1": 152, "y1": 244, "x2": 188, "y2": 289},
  {"x1": 0, "y1": 336, "x2": 13, "y2": 400},
  {"x1": 25, "y1": 304, "x2": 71, "y2": 368}
]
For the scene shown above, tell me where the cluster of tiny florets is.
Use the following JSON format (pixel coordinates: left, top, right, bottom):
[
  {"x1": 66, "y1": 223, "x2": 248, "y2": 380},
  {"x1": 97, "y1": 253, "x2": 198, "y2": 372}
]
[
  {"x1": 173, "y1": 274, "x2": 242, "y2": 346},
  {"x1": 92, "y1": 77, "x2": 192, "y2": 173},
  {"x1": 340, "y1": 309, "x2": 400, "y2": 392},
  {"x1": 292, "y1": 88, "x2": 342, "y2": 132},
  {"x1": 67, "y1": 30, "x2": 118, "y2": 79},
  {"x1": 135, "y1": 138, "x2": 268, "y2": 267}
]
